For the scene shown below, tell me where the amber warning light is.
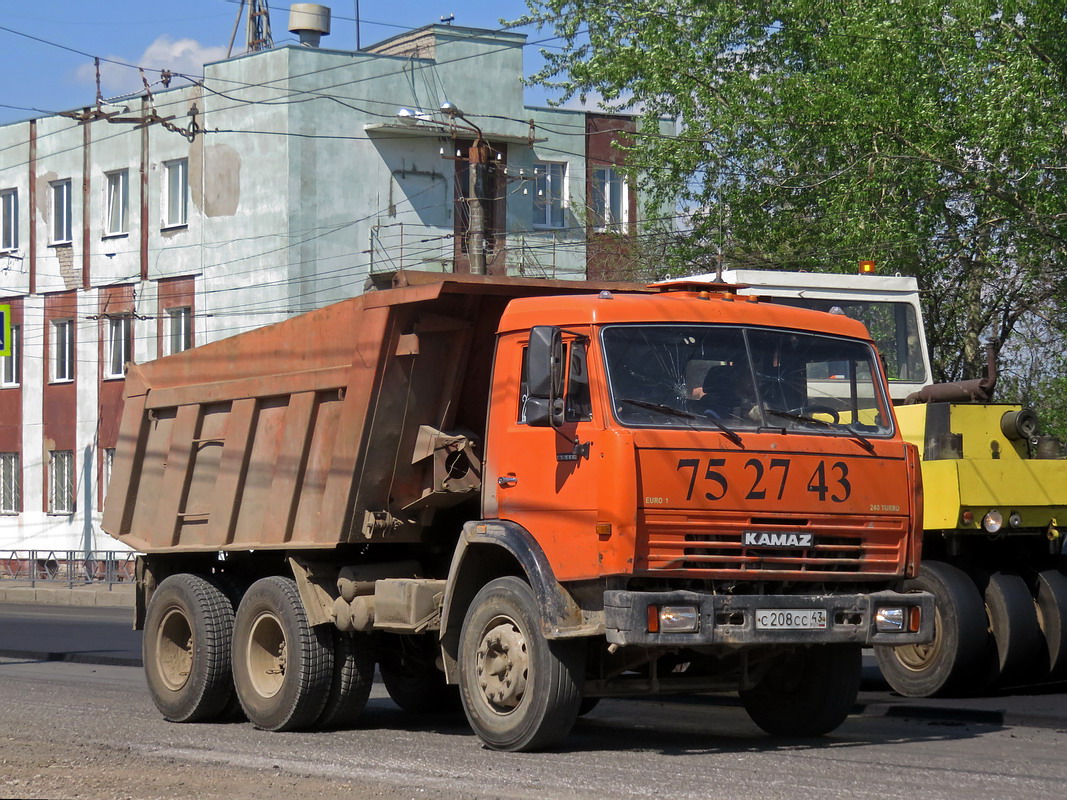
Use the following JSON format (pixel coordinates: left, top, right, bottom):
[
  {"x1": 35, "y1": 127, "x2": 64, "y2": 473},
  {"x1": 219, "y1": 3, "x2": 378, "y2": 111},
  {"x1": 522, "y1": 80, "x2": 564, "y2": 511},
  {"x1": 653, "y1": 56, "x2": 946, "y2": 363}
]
[
  {"x1": 0, "y1": 305, "x2": 10, "y2": 357},
  {"x1": 858, "y1": 260, "x2": 877, "y2": 274}
]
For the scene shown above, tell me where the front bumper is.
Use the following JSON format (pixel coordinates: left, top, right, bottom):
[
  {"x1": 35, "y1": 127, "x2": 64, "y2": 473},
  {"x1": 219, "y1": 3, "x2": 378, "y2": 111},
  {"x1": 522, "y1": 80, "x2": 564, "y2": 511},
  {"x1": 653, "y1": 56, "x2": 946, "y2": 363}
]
[{"x1": 604, "y1": 589, "x2": 935, "y2": 646}]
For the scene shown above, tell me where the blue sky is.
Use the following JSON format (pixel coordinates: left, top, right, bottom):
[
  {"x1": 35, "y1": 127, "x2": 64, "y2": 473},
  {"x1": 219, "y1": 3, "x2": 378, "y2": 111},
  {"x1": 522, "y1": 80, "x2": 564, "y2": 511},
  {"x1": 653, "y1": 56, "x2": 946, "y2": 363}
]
[{"x1": 0, "y1": 0, "x2": 563, "y2": 126}]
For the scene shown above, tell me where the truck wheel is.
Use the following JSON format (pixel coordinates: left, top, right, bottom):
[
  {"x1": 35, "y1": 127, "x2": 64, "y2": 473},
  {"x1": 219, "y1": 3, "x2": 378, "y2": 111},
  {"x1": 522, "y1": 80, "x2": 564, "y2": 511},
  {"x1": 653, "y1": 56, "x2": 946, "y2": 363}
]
[
  {"x1": 458, "y1": 576, "x2": 584, "y2": 752},
  {"x1": 143, "y1": 573, "x2": 236, "y2": 723},
  {"x1": 379, "y1": 633, "x2": 461, "y2": 714},
  {"x1": 874, "y1": 560, "x2": 989, "y2": 697},
  {"x1": 1034, "y1": 568, "x2": 1067, "y2": 680},
  {"x1": 232, "y1": 576, "x2": 334, "y2": 731},
  {"x1": 740, "y1": 645, "x2": 860, "y2": 737},
  {"x1": 982, "y1": 571, "x2": 1042, "y2": 688},
  {"x1": 314, "y1": 630, "x2": 375, "y2": 730}
]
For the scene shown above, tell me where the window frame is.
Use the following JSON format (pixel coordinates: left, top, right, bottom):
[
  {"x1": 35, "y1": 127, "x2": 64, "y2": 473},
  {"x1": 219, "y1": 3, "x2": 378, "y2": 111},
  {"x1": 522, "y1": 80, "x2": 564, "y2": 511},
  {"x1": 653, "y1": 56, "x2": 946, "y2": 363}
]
[
  {"x1": 1, "y1": 323, "x2": 20, "y2": 387},
  {"x1": 591, "y1": 166, "x2": 628, "y2": 232},
  {"x1": 163, "y1": 158, "x2": 189, "y2": 229},
  {"x1": 104, "y1": 169, "x2": 129, "y2": 237},
  {"x1": 48, "y1": 450, "x2": 75, "y2": 515},
  {"x1": 0, "y1": 451, "x2": 19, "y2": 515},
  {"x1": 532, "y1": 161, "x2": 566, "y2": 229},
  {"x1": 51, "y1": 179, "x2": 72, "y2": 244},
  {"x1": 167, "y1": 306, "x2": 193, "y2": 355},
  {"x1": 104, "y1": 315, "x2": 132, "y2": 379},
  {"x1": 51, "y1": 318, "x2": 75, "y2": 383},
  {"x1": 1, "y1": 188, "x2": 17, "y2": 251}
]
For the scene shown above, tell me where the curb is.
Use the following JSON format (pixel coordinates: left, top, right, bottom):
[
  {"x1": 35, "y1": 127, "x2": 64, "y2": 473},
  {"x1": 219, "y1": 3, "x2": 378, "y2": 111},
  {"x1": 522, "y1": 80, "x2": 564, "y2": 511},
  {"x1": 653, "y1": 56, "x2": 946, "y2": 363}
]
[{"x1": 0, "y1": 583, "x2": 135, "y2": 608}]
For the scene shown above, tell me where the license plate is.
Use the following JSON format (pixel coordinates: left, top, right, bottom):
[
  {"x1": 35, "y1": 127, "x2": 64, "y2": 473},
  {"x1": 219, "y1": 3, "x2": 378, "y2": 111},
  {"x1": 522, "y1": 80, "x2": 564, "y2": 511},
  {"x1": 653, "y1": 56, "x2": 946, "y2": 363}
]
[{"x1": 755, "y1": 608, "x2": 828, "y2": 630}]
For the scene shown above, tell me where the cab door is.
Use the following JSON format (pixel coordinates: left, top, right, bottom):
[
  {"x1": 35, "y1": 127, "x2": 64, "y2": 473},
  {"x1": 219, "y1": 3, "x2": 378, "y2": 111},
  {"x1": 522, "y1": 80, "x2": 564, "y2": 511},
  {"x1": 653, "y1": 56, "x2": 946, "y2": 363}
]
[{"x1": 485, "y1": 328, "x2": 607, "y2": 580}]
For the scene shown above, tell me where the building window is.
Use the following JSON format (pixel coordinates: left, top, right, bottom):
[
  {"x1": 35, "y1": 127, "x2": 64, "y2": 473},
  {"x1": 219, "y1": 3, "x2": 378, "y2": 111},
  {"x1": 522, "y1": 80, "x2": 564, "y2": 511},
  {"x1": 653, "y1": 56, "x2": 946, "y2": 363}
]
[
  {"x1": 52, "y1": 318, "x2": 74, "y2": 382},
  {"x1": 591, "y1": 167, "x2": 627, "y2": 232},
  {"x1": 1, "y1": 324, "x2": 20, "y2": 387},
  {"x1": 164, "y1": 159, "x2": 188, "y2": 228},
  {"x1": 0, "y1": 452, "x2": 19, "y2": 514},
  {"x1": 49, "y1": 450, "x2": 74, "y2": 514},
  {"x1": 1, "y1": 189, "x2": 17, "y2": 251},
  {"x1": 105, "y1": 170, "x2": 129, "y2": 236},
  {"x1": 105, "y1": 316, "x2": 132, "y2": 379},
  {"x1": 533, "y1": 162, "x2": 566, "y2": 229},
  {"x1": 167, "y1": 306, "x2": 192, "y2": 355},
  {"x1": 51, "y1": 179, "x2": 72, "y2": 243}
]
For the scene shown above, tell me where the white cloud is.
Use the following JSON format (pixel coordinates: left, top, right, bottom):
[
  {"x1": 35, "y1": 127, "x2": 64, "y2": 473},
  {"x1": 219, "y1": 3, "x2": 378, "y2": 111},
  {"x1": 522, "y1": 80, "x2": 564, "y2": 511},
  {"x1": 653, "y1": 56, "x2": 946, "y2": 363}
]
[{"x1": 75, "y1": 36, "x2": 228, "y2": 100}]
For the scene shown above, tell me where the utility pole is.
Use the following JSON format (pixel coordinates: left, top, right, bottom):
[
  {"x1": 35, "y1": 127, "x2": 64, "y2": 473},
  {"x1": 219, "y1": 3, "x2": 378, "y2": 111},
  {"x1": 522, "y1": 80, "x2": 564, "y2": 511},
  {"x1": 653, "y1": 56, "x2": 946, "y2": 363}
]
[
  {"x1": 467, "y1": 139, "x2": 489, "y2": 275},
  {"x1": 440, "y1": 102, "x2": 490, "y2": 276}
]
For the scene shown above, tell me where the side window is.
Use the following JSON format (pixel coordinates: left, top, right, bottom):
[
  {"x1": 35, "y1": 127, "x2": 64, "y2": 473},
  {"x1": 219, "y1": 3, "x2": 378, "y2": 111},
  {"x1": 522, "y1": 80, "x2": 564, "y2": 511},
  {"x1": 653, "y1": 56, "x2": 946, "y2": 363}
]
[
  {"x1": 565, "y1": 340, "x2": 592, "y2": 422},
  {"x1": 517, "y1": 340, "x2": 592, "y2": 424},
  {"x1": 518, "y1": 348, "x2": 530, "y2": 423}
]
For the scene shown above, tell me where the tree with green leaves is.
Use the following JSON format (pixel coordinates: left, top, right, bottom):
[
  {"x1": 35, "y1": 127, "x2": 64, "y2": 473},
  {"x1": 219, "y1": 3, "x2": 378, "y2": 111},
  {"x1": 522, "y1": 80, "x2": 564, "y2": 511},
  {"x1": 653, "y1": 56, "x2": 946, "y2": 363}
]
[{"x1": 516, "y1": 1, "x2": 1067, "y2": 385}]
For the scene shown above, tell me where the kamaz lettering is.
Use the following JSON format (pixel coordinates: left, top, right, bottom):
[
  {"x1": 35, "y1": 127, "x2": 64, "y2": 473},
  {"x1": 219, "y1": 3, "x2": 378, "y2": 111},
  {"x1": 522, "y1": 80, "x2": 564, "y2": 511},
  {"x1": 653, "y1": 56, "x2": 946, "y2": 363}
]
[{"x1": 743, "y1": 531, "x2": 815, "y2": 548}]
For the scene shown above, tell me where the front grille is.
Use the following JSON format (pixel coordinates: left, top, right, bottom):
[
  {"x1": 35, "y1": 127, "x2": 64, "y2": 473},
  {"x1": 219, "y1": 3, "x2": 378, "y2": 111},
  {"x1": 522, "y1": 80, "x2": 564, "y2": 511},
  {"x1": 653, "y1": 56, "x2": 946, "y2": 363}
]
[{"x1": 638, "y1": 510, "x2": 907, "y2": 579}]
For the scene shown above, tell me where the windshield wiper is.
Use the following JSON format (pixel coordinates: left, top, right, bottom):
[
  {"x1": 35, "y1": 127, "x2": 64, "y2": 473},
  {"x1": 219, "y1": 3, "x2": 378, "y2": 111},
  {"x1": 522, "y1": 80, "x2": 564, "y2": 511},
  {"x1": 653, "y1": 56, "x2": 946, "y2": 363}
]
[
  {"x1": 765, "y1": 409, "x2": 875, "y2": 453},
  {"x1": 620, "y1": 398, "x2": 744, "y2": 447}
]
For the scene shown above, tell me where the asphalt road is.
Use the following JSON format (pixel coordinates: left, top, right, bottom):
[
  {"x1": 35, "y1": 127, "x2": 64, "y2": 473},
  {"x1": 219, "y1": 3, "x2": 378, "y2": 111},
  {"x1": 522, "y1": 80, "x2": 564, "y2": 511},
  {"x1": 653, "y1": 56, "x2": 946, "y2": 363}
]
[
  {"x1": 3, "y1": 603, "x2": 1067, "y2": 799},
  {"x1": 1, "y1": 656, "x2": 1066, "y2": 800},
  {"x1": 0, "y1": 602, "x2": 141, "y2": 664}
]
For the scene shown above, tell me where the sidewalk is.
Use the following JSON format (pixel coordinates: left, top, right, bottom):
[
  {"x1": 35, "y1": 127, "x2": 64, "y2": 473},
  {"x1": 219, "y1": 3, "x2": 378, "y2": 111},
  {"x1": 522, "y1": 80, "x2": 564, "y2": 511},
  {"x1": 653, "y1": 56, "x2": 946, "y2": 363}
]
[{"x1": 0, "y1": 580, "x2": 135, "y2": 608}]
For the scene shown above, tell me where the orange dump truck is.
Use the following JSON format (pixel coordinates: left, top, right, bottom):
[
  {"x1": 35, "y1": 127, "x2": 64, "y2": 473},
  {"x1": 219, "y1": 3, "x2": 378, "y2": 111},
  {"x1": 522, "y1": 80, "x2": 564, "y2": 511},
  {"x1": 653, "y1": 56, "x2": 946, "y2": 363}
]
[{"x1": 103, "y1": 272, "x2": 933, "y2": 751}]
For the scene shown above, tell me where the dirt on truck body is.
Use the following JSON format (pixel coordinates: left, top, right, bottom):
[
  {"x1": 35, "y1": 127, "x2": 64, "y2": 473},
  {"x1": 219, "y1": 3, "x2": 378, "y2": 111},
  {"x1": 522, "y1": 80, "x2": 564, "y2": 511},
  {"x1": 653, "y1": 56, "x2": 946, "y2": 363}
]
[{"x1": 103, "y1": 271, "x2": 933, "y2": 751}]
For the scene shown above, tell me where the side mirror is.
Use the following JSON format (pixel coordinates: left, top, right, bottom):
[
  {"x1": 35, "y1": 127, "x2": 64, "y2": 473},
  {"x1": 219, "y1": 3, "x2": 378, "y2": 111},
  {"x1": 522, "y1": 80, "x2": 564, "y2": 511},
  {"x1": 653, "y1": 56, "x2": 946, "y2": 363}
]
[{"x1": 526, "y1": 325, "x2": 565, "y2": 428}]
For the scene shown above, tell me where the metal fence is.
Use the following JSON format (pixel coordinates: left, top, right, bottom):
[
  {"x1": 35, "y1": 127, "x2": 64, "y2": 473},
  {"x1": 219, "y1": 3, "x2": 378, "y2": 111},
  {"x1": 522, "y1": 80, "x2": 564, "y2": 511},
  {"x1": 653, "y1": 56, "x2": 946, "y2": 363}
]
[{"x1": 0, "y1": 550, "x2": 138, "y2": 587}]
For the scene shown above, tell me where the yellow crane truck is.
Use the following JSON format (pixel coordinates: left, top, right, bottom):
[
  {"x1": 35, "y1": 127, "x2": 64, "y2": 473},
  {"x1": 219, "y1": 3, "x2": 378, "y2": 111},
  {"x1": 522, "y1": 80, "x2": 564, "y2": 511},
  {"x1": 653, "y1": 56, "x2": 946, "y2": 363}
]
[{"x1": 706, "y1": 268, "x2": 1067, "y2": 696}]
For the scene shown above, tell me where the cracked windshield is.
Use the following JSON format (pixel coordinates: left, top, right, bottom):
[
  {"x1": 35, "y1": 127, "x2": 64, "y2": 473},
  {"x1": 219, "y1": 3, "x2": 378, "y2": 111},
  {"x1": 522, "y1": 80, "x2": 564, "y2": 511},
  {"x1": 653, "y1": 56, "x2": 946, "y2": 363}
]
[{"x1": 602, "y1": 325, "x2": 893, "y2": 436}]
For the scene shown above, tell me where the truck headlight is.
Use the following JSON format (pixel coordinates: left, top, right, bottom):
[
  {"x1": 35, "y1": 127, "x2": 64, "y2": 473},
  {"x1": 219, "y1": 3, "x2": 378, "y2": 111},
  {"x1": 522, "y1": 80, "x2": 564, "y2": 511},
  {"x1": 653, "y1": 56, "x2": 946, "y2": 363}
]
[
  {"x1": 658, "y1": 606, "x2": 699, "y2": 633},
  {"x1": 875, "y1": 607, "x2": 905, "y2": 632},
  {"x1": 982, "y1": 510, "x2": 1004, "y2": 533}
]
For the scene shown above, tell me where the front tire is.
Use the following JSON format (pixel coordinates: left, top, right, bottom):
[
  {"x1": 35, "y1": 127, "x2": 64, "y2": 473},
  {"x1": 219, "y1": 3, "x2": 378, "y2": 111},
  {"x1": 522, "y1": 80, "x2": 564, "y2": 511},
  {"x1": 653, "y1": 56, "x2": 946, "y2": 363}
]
[
  {"x1": 740, "y1": 645, "x2": 860, "y2": 737},
  {"x1": 874, "y1": 560, "x2": 989, "y2": 697},
  {"x1": 232, "y1": 576, "x2": 334, "y2": 731},
  {"x1": 458, "y1": 577, "x2": 584, "y2": 752},
  {"x1": 143, "y1": 573, "x2": 236, "y2": 723}
]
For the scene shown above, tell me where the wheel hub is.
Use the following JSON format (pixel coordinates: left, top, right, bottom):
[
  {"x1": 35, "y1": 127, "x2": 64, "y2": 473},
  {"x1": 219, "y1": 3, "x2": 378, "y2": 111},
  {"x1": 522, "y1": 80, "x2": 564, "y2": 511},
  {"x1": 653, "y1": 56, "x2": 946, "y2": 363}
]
[
  {"x1": 247, "y1": 611, "x2": 287, "y2": 698},
  {"x1": 156, "y1": 607, "x2": 193, "y2": 691},
  {"x1": 893, "y1": 606, "x2": 944, "y2": 671},
  {"x1": 475, "y1": 619, "x2": 528, "y2": 712}
]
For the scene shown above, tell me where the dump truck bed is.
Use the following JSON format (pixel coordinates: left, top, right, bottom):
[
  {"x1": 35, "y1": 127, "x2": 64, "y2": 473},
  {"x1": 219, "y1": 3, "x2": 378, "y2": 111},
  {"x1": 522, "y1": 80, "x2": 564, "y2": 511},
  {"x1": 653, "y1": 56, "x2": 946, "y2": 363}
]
[{"x1": 102, "y1": 272, "x2": 648, "y2": 553}]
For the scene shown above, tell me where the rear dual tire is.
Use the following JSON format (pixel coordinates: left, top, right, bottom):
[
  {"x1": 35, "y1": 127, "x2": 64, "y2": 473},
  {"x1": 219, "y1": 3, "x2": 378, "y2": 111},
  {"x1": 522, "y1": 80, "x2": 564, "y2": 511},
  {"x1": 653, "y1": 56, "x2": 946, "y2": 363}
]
[
  {"x1": 143, "y1": 573, "x2": 237, "y2": 723},
  {"x1": 231, "y1": 576, "x2": 334, "y2": 732}
]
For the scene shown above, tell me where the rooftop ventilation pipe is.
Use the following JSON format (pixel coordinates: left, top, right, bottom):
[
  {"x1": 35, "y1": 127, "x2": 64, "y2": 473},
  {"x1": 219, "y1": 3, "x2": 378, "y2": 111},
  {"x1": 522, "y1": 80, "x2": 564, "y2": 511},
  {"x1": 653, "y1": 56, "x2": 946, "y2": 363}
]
[{"x1": 289, "y1": 3, "x2": 331, "y2": 47}]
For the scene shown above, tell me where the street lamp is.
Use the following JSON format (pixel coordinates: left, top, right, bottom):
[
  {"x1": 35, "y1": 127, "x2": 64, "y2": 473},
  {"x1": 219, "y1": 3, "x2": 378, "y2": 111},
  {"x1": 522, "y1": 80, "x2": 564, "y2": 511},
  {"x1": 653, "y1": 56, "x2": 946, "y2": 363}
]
[{"x1": 440, "y1": 102, "x2": 488, "y2": 275}]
